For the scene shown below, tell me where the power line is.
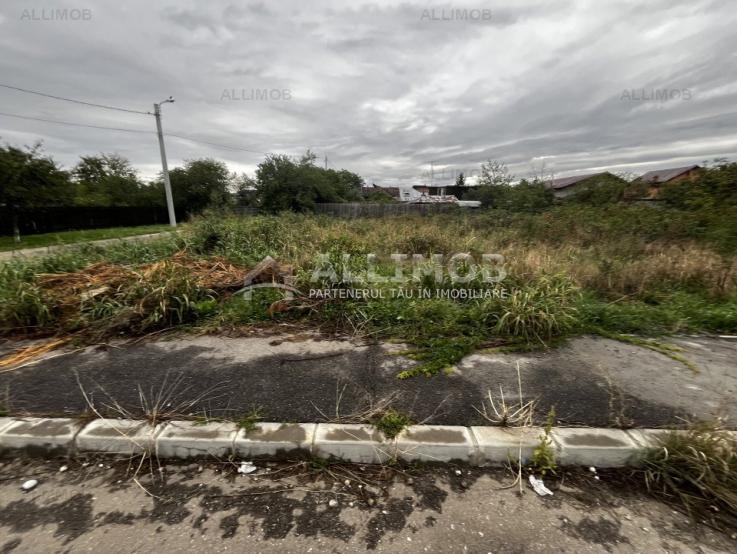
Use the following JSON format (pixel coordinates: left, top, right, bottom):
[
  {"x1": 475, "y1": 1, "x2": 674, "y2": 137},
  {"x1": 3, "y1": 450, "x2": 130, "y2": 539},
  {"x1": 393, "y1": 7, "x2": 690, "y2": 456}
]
[
  {"x1": 0, "y1": 83, "x2": 152, "y2": 115},
  {"x1": 0, "y1": 108, "x2": 309, "y2": 159},
  {"x1": 0, "y1": 110, "x2": 271, "y2": 155},
  {"x1": 0, "y1": 110, "x2": 153, "y2": 134},
  {"x1": 166, "y1": 133, "x2": 269, "y2": 155}
]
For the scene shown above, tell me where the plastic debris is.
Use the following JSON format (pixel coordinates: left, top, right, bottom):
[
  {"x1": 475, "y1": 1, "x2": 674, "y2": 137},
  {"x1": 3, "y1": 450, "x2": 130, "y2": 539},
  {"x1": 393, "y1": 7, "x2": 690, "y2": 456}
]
[
  {"x1": 454, "y1": 469, "x2": 462, "y2": 476},
  {"x1": 59, "y1": 465, "x2": 68, "y2": 473},
  {"x1": 528, "y1": 475, "x2": 553, "y2": 496},
  {"x1": 589, "y1": 466, "x2": 597, "y2": 473},
  {"x1": 21, "y1": 479, "x2": 38, "y2": 492},
  {"x1": 237, "y1": 461, "x2": 257, "y2": 475},
  {"x1": 328, "y1": 499, "x2": 339, "y2": 508}
]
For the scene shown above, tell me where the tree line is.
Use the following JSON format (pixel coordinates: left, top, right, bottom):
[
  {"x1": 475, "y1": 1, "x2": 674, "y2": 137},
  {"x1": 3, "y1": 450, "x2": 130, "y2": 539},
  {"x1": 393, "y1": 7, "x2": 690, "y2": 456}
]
[
  {"x1": 0, "y1": 142, "x2": 366, "y2": 236},
  {"x1": 3, "y1": 140, "x2": 735, "y2": 238}
]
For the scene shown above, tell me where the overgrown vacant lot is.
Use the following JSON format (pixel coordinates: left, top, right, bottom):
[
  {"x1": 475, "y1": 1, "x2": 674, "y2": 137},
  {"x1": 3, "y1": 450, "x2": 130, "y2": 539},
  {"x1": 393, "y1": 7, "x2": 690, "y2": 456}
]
[{"x1": 1, "y1": 205, "x2": 736, "y2": 377}]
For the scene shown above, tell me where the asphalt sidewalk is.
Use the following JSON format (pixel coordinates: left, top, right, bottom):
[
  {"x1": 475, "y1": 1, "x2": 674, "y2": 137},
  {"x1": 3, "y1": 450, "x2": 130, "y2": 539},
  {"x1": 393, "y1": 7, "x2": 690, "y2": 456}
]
[
  {"x1": 0, "y1": 457, "x2": 734, "y2": 552},
  {"x1": 1, "y1": 334, "x2": 735, "y2": 428},
  {"x1": 0, "y1": 231, "x2": 170, "y2": 261}
]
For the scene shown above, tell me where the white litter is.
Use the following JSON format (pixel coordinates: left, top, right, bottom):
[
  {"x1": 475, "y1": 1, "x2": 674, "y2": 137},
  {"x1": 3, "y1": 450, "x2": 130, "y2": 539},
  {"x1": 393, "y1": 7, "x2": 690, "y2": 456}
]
[
  {"x1": 21, "y1": 479, "x2": 38, "y2": 492},
  {"x1": 528, "y1": 475, "x2": 553, "y2": 496},
  {"x1": 328, "y1": 499, "x2": 339, "y2": 508},
  {"x1": 237, "y1": 461, "x2": 257, "y2": 475},
  {"x1": 59, "y1": 465, "x2": 68, "y2": 473},
  {"x1": 589, "y1": 466, "x2": 597, "y2": 473}
]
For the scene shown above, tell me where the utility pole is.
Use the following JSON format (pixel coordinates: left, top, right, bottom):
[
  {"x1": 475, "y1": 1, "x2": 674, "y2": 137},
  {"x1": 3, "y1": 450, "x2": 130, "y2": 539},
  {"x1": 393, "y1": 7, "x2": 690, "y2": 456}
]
[
  {"x1": 324, "y1": 154, "x2": 328, "y2": 170},
  {"x1": 153, "y1": 96, "x2": 177, "y2": 227}
]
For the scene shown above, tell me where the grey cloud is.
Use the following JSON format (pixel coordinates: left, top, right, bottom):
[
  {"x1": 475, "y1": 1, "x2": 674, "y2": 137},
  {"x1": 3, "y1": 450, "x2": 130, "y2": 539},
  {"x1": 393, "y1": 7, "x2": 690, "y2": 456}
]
[{"x1": 0, "y1": 0, "x2": 735, "y2": 185}]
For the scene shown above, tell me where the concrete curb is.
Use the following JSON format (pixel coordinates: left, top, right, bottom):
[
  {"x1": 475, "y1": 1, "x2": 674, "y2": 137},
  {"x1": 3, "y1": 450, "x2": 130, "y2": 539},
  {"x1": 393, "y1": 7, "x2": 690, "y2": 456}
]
[{"x1": 0, "y1": 417, "x2": 685, "y2": 467}]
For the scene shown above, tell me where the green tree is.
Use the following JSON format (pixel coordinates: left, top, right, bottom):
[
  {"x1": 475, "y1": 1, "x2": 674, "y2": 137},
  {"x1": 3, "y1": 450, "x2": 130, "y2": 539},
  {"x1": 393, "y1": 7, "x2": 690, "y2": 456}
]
[
  {"x1": 497, "y1": 180, "x2": 555, "y2": 212},
  {"x1": 568, "y1": 174, "x2": 628, "y2": 206},
  {"x1": 661, "y1": 162, "x2": 737, "y2": 210},
  {"x1": 233, "y1": 173, "x2": 258, "y2": 206},
  {"x1": 455, "y1": 172, "x2": 465, "y2": 187},
  {"x1": 465, "y1": 160, "x2": 516, "y2": 208},
  {"x1": 0, "y1": 142, "x2": 71, "y2": 241},
  {"x1": 167, "y1": 158, "x2": 233, "y2": 215},
  {"x1": 72, "y1": 153, "x2": 144, "y2": 206},
  {"x1": 478, "y1": 160, "x2": 513, "y2": 187},
  {"x1": 255, "y1": 150, "x2": 363, "y2": 212}
]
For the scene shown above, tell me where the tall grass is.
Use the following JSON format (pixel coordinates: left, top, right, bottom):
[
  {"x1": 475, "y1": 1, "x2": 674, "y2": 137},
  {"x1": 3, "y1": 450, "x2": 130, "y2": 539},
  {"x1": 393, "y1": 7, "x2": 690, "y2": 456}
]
[
  {"x1": 641, "y1": 422, "x2": 737, "y2": 528},
  {"x1": 1, "y1": 207, "x2": 735, "y2": 376}
]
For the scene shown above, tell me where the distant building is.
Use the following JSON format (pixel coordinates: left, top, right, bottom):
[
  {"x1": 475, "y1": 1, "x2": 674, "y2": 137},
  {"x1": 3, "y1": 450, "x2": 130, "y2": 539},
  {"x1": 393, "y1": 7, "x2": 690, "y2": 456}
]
[
  {"x1": 361, "y1": 184, "x2": 400, "y2": 201},
  {"x1": 632, "y1": 165, "x2": 701, "y2": 199},
  {"x1": 545, "y1": 172, "x2": 621, "y2": 199},
  {"x1": 412, "y1": 184, "x2": 477, "y2": 199}
]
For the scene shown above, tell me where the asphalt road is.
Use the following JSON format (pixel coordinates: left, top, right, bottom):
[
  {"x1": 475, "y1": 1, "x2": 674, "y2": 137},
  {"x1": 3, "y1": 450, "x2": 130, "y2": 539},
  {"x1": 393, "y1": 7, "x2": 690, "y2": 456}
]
[
  {"x1": 0, "y1": 456, "x2": 734, "y2": 553},
  {"x1": 0, "y1": 334, "x2": 735, "y2": 428}
]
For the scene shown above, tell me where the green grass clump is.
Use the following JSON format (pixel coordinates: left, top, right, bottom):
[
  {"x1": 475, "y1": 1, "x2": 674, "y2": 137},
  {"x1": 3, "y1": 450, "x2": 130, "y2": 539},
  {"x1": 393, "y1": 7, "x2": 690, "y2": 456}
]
[
  {"x1": 372, "y1": 409, "x2": 412, "y2": 439},
  {"x1": 0, "y1": 265, "x2": 55, "y2": 332},
  {"x1": 236, "y1": 408, "x2": 263, "y2": 434},
  {"x1": 495, "y1": 275, "x2": 580, "y2": 342},
  {"x1": 641, "y1": 422, "x2": 737, "y2": 528}
]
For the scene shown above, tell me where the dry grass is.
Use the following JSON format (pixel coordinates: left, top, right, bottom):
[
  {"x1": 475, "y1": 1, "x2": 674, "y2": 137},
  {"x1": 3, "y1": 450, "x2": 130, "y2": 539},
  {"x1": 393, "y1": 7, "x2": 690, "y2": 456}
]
[
  {"x1": 641, "y1": 420, "x2": 737, "y2": 529},
  {"x1": 474, "y1": 362, "x2": 536, "y2": 427}
]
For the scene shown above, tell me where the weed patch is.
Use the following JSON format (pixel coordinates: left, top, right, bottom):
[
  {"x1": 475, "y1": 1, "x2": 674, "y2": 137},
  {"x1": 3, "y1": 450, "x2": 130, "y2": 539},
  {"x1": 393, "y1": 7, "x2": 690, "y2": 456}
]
[
  {"x1": 373, "y1": 409, "x2": 412, "y2": 439},
  {"x1": 236, "y1": 408, "x2": 263, "y2": 434},
  {"x1": 530, "y1": 408, "x2": 557, "y2": 476},
  {"x1": 641, "y1": 421, "x2": 737, "y2": 529}
]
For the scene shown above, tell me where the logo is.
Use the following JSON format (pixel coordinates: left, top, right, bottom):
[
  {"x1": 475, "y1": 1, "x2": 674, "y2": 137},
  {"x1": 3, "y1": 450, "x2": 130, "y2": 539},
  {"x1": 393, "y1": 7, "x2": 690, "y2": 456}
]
[{"x1": 235, "y1": 256, "x2": 299, "y2": 300}]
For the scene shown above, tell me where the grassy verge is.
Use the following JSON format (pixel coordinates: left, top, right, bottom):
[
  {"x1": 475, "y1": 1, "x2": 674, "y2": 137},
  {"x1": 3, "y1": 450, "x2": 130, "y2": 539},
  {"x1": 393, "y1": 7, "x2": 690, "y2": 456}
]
[
  {"x1": 0, "y1": 224, "x2": 172, "y2": 252},
  {"x1": 0, "y1": 207, "x2": 735, "y2": 376}
]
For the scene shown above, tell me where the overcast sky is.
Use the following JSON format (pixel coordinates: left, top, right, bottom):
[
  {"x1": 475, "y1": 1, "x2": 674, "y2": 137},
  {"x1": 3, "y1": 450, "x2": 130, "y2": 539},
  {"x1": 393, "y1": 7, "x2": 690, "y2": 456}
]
[{"x1": 1, "y1": 0, "x2": 736, "y2": 186}]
